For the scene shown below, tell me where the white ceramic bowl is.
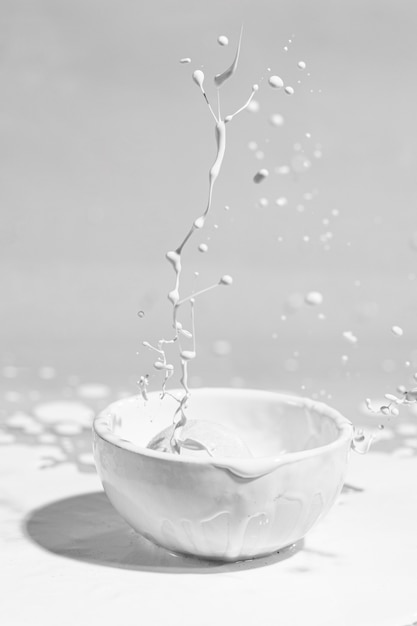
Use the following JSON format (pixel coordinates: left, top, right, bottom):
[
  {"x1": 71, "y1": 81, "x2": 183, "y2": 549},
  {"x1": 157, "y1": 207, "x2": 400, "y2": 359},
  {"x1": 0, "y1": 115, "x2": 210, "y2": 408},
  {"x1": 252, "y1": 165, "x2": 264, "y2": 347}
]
[{"x1": 93, "y1": 388, "x2": 354, "y2": 562}]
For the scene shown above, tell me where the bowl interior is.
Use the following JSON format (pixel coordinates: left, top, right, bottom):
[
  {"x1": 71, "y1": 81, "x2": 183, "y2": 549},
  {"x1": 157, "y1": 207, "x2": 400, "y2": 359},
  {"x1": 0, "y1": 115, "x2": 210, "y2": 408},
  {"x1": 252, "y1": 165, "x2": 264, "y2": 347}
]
[{"x1": 103, "y1": 388, "x2": 348, "y2": 458}]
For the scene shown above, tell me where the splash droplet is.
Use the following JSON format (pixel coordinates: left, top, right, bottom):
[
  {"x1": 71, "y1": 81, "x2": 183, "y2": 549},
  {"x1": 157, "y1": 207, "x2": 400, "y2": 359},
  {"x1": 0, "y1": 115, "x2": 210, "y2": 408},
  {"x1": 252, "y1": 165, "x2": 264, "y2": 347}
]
[
  {"x1": 305, "y1": 291, "x2": 323, "y2": 306},
  {"x1": 269, "y1": 113, "x2": 284, "y2": 127},
  {"x1": 297, "y1": 61, "x2": 306, "y2": 70},
  {"x1": 351, "y1": 428, "x2": 376, "y2": 454},
  {"x1": 137, "y1": 310, "x2": 145, "y2": 318},
  {"x1": 285, "y1": 86, "x2": 294, "y2": 95},
  {"x1": 275, "y1": 197, "x2": 288, "y2": 207},
  {"x1": 198, "y1": 243, "x2": 208, "y2": 253},
  {"x1": 219, "y1": 274, "x2": 233, "y2": 286},
  {"x1": 268, "y1": 75, "x2": 284, "y2": 88},
  {"x1": 217, "y1": 35, "x2": 229, "y2": 46},
  {"x1": 180, "y1": 58, "x2": 191, "y2": 64},
  {"x1": 253, "y1": 168, "x2": 269, "y2": 184},
  {"x1": 192, "y1": 70, "x2": 205, "y2": 88},
  {"x1": 391, "y1": 325, "x2": 403, "y2": 337},
  {"x1": 343, "y1": 331, "x2": 358, "y2": 344}
]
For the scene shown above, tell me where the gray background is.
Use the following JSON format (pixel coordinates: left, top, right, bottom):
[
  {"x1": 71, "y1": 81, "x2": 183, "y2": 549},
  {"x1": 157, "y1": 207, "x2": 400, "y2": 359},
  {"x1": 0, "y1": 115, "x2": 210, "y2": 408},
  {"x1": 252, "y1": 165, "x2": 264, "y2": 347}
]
[{"x1": 1, "y1": 0, "x2": 416, "y2": 415}]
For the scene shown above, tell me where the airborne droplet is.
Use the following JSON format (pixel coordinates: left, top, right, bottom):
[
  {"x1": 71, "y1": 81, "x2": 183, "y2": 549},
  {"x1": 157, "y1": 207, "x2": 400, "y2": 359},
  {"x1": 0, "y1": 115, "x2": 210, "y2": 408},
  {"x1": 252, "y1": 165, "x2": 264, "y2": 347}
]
[
  {"x1": 268, "y1": 75, "x2": 284, "y2": 89},
  {"x1": 253, "y1": 168, "x2": 269, "y2": 184},
  {"x1": 192, "y1": 70, "x2": 205, "y2": 88},
  {"x1": 391, "y1": 325, "x2": 404, "y2": 337},
  {"x1": 247, "y1": 100, "x2": 260, "y2": 113},
  {"x1": 269, "y1": 113, "x2": 284, "y2": 127},
  {"x1": 343, "y1": 331, "x2": 358, "y2": 344},
  {"x1": 219, "y1": 274, "x2": 233, "y2": 286},
  {"x1": 275, "y1": 197, "x2": 288, "y2": 207}
]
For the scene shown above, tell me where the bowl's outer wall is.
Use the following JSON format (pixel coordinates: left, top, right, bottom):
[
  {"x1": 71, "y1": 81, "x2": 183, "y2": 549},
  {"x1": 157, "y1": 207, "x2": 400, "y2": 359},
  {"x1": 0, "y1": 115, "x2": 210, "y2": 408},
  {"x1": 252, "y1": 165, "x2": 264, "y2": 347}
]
[{"x1": 93, "y1": 426, "x2": 351, "y2": 561}]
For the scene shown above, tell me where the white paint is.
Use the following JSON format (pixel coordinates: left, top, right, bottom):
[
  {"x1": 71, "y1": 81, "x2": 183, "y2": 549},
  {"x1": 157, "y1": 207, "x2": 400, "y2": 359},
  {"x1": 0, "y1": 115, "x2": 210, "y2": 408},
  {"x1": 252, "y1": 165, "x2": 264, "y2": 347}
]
[
  {"x1": 268, "y1": 75, "x2": 284, "y2": 88},
  {"x1": 253, "y1": 168, "x2": 269, "y2": 183},
  {"x1": 192, "y1": 70, "x2": 205, "y2": 88},
  {"x1": 214, "y1": 27, "x2": 242, "y2": 87},
  {"x1": 269, "y1": 113, "x2": 284, "y2": 127},
  {"x1": 275, "y1": 197, "x2": 288, "y2": 207},
  {"x1": 343, "y1": 331, "x2": 358, "y2": 344},
  {"x1": 219, "y1": 275, "x2": 233, "y2": 285},
  {"x1": 246, "y1": 99, "x2": 260, "y2": 113},
  {"x1": 305, "y1": 291, "x2": 323, "y2": 306},
  {"x1": 391, "y1": 325, "x2": 404, "y2": 337}
]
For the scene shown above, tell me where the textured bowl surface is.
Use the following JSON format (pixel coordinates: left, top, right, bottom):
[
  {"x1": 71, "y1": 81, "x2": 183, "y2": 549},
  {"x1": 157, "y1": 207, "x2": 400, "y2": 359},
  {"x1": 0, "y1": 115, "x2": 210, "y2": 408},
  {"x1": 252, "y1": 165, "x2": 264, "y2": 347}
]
[{"x1": 93, "y1": 388, "x2": 353, "y2": 561}]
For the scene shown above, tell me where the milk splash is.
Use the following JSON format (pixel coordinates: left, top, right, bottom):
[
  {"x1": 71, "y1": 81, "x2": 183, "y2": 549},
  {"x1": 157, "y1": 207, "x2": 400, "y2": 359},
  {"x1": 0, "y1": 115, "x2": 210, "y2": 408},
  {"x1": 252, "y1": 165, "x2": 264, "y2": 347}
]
[{"x1": 140, "y1": 29, "x2": 259, "y2": 455}]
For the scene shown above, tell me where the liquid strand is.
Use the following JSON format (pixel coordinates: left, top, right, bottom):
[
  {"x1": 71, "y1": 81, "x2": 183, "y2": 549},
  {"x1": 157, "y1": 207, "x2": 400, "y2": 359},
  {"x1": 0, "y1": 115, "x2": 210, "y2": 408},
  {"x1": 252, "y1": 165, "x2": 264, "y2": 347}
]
[{"x1": 143, "y1": 30, "x2": 256, "y2": 453}]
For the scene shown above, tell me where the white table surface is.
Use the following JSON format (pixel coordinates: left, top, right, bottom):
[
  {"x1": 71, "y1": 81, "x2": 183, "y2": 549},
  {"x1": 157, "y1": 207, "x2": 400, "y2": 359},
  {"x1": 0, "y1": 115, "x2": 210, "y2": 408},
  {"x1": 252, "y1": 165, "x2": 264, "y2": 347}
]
[{"x1": 1, "y1": 381, "x2": 417, "y2": 626}]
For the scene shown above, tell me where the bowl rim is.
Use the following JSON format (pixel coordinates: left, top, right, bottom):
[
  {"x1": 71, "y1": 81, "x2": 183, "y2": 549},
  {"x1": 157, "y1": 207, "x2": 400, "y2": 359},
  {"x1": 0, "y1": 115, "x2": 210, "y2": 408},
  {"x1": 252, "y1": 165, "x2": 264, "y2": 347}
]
[{"x1": 93, "y1": 387, "x2": 354, "y2": 469}]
